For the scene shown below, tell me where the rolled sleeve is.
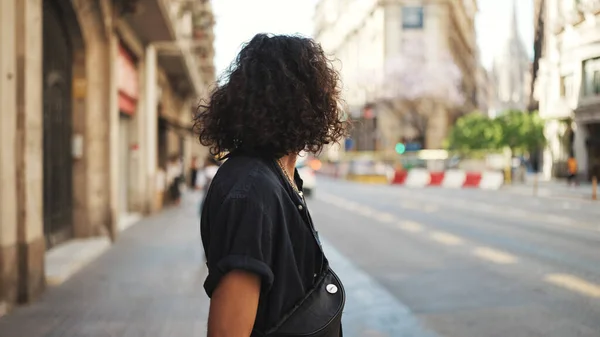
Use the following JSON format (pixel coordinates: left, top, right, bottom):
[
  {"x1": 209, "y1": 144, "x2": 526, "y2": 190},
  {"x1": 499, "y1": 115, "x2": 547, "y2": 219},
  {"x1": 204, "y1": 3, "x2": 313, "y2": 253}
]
[
  {"x1": 203, "y1": 196, "x2": 275, "y2": 297},
  {"x1": 204, "y1": 255, "x2": 275, "y2": 297}
]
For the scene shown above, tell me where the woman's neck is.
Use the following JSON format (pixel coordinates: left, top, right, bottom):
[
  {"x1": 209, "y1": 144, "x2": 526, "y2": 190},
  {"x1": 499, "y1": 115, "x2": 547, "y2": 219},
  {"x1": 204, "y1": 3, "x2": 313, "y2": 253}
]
[{"x1": 279, "y1": 154, "x2": 297, "y2": 178}]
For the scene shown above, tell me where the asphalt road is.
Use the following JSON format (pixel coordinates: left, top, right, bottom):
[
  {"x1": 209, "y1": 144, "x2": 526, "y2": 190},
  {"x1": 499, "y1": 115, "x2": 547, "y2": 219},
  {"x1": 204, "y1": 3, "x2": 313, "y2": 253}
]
[{"x1": 309, "y1": 177, "x2": 600, "y2": 337}]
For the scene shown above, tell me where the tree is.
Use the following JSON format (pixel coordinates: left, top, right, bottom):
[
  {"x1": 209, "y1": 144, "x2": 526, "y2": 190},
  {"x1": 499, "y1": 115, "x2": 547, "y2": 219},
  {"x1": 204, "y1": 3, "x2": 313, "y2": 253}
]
[
  {"x1": 357, "y1": 38, "x2": 464, "y2": 146},
  {"x1": 447, "y1": 113, "x2": 503, "y2": 152},
  {"x1": 496, "y1": 110, "x2": 546, "y2": 154},
  {"x1": 446, "y1": 110, "x2": 546, "y2": 155}
]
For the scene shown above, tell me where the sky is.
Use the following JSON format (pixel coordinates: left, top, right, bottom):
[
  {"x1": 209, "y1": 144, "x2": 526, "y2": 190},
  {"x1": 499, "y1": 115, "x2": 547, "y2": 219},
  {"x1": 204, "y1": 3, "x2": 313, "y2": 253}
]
[{"x1": 212, "y1": 0, "x2": 534, "y2": 77}]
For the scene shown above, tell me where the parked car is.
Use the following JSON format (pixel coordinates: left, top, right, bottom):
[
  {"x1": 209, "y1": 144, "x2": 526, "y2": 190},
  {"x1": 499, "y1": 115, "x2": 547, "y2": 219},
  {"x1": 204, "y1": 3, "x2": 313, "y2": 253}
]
[{"x1": 296, "y1": 155, "x2": 316, "y2": 197}]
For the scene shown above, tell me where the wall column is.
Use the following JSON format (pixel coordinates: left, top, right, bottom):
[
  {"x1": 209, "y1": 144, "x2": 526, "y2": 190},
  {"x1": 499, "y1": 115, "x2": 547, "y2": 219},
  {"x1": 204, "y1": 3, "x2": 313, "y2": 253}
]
[
  {"x1": 0, "y1": 0, "x2": 19, "y2": 312},
  {"x1": 72, "y1": 1, "x2": 112, "y2": 238},
  {"x1": 104, "y1": 6, "x2": 119, "y2": 241},
  {"x1": 15, "y1": 0, "x2": 45, "y2": 304},
  {"x1": 114, "y1": 20, "x2": 146, "y2": 214},
  {"x1": 145, "y1": 45, "x2": 158, "y2": 213},
  {"x1": 129, "y1": 58, "x2": 147, "y2": 213}
]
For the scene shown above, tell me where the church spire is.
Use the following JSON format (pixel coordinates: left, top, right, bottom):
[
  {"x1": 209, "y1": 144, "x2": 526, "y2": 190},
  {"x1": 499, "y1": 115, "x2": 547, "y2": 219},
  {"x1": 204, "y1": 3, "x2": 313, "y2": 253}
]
[{"x1": 509, "y1": 0, "x2": 519, "y2": 39}]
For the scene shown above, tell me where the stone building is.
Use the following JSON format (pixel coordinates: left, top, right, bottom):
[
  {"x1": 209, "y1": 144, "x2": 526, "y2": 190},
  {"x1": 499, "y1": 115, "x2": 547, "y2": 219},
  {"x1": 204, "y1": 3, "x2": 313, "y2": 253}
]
[
  {"x1": 530, "y1": 0, "x2": 546, "y2": 112},
  {"x1": 313, "y1": 0, "x2": 479, "y2": 152},
  {"x1": 534, "y1": 0, "x2": 600, "y2": 180},
  {"x1": 0, "y1": 0, "x2": 215, "y2": 313},
  {"x1": 475, "y1": 60, "x2": 493, "y2": 116},
  {"x1": 488, "y1": 0, "x2": 531, "y2": 118}
]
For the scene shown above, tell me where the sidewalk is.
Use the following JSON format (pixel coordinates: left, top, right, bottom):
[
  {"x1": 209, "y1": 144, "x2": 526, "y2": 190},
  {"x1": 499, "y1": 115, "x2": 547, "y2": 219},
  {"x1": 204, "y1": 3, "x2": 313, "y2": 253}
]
[
  {"x1": 0, "y1": 193, "x2": 210, "y2": 336},
  {"x1": 0, "y1": 193, "x2": 437, "y2": 337}
]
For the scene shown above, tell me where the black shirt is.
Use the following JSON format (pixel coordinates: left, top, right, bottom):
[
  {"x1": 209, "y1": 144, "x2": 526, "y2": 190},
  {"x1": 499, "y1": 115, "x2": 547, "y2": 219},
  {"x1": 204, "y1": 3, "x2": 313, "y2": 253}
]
[{"x1": 201, "y1": 153, "x2": 325, "y2": 333}]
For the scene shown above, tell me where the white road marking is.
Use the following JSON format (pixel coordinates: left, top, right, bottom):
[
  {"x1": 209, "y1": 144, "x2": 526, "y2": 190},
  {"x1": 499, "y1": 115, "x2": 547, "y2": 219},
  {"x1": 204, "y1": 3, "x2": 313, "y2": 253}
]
[
  {"x1": 401, "y1": 201, "x2": 421, "y2": 210},
  {"x1": 399, "y1": 194, "x2": 600, "y2": 231},
  {"x1": 373, "y1": 212, "x2": 395, "y2": 223},
  {"x1": 472, "y1": 247, "x2": 518, "y2": 264},
  {"x1": 544, "y1": 273, "x2": 600, "y2": 298},
  {"x1": 397, "y1": 221, "x2": 424, "y2": 233},
  {"x1": 509, "y1": 209, "x2": 527, "y2": 217},
  {"x1": 429, "y1": 231, "x2": 464, "y2": 246},
  {"x1": 355, "y1": 205, "x2": 374, "y2": 217},
  {"x1": 424, "y1": 205, "x2": 438, "y2": 213},
  {"x1": 340, "y1": 201, "x2": 360, "y2": 211},
  {"x1": 478, "y1": 205, "x2": 496, "y2": 212}
]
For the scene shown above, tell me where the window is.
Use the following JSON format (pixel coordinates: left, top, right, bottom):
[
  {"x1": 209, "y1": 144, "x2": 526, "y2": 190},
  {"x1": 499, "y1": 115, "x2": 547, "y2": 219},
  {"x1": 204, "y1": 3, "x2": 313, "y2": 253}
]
[
  {"x1": 583, "y1": 57, "x2": 600, "y2": 96},
  {"x1": 593, "y1": 71, "x2": 600, "y2": 95},
  {"x1": 402, "y1": 6, "x2": 424, "y2": 29},
  {"x1": 560, "y1": 74, "x2": 573, "y2": 98}
]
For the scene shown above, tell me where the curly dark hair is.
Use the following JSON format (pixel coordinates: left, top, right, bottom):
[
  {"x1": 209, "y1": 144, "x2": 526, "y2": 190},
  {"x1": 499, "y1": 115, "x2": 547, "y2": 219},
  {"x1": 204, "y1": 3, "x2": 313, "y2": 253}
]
[{"x1": 193, "y1": 34, "x2": 349, "y2": 158}]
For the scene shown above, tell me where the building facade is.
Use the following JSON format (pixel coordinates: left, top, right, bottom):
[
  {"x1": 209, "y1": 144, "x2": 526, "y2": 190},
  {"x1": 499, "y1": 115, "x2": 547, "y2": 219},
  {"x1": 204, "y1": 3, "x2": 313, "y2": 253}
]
[
  {"x1": 314, "y1": 0, "x2": 478, "y2": 153},
  {"x1": 530, "y1": 0, "x2": 545, "y2": 112},
  {"x1": 535, "y1": 0, "x2": 600, "y2": 180},
  {"x1": 0, "y1": 0, "x2": 215, "y2": 313},
  {"x1": 489, "y1": 0, "x2": 531, "y2": 118}
]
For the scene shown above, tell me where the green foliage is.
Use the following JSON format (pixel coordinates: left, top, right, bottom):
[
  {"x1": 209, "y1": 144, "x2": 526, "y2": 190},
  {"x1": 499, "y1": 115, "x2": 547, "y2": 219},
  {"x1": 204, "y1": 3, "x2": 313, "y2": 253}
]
[
  {"x1": 447, "y1": 110, "x2": 546, "y2": 155},
  {"x1": 447, "y1": 112, "x2": 504, "y2": 152},
  {"x1": 496, "y1": 110, "x2": 546, "y2": 154}
]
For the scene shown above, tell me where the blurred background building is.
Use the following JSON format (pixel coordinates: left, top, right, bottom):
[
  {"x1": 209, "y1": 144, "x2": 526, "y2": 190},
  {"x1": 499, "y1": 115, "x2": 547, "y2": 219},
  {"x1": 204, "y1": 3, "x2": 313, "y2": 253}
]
[
  {"x1": 314, "y1": 0, "x2": 479, "y2": 156},
  {"x1": 0, "y1": 0, "x2": 215, "y2": 311},
  {"x1": 534, "y1": 0, "x2": 600, "y2": 181},
  {"x1": 488, "y1": 1, "x2": 531, "y2": 118}
]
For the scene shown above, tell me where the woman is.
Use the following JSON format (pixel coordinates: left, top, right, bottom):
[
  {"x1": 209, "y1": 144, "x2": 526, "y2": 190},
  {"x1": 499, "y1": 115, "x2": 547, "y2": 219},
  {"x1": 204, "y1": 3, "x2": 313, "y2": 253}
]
[{"x1": 194, "y1": 34, "x2": 349, "y2": 337}]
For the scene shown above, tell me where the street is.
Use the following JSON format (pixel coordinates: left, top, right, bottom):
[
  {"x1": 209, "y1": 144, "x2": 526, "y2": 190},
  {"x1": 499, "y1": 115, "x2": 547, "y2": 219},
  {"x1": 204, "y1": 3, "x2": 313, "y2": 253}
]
[
  {"x1": 1, "y1": 177, "x2": 600, "y2": 336},
  {"x1": 313, "y1": 178, "x2": 600, "y2": 336}
]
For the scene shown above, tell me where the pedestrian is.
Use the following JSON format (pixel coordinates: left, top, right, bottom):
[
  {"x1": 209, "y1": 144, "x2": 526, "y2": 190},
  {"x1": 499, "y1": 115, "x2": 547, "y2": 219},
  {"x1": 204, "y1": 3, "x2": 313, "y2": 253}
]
[
  {"x1": 190, "y1": 155, "x2": 200, "y2": 189},
  {"x1": 567, "y1": 156, "x2": 578, "y2": 186},
  {"x1": 193, "y1": 34, "x2": 349, "y2": 337},
  {"x1": 166, "y1": 154, "x2": 183, "y2": 205}
]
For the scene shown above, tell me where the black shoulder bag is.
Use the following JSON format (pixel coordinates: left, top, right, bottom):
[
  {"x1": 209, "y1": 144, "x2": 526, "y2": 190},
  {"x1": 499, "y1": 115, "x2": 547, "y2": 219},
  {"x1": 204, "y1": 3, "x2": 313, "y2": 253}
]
[{"x1": 256, "y1": 264, "x2": 345, "y2": 337}]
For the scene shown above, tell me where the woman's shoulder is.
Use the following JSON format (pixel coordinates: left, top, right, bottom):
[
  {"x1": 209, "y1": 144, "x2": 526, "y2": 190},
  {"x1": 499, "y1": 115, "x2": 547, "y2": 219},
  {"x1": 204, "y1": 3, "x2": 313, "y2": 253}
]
[{"x1": 211, "y1": 155, "x2": 282, "y2": 200}]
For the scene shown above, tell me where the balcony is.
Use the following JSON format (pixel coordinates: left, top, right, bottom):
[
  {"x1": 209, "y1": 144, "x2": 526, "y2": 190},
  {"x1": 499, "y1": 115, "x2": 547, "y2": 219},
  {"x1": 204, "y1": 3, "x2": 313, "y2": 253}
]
[
  {"x1": 121, "y1": 0, "x2": 177, "y2": 43},
  {"x1": 120, "y1": 0, "x2": 211, "y2": 96},
  {"x1": 192, "y1": 2, "x2": 216, "y2": 87}
]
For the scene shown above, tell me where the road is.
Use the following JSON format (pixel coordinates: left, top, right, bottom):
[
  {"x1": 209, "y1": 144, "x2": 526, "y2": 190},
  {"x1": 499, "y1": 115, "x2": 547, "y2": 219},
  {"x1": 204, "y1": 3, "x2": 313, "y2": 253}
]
[
  {"x1": 0, "y1": 178, "x2": 599, "y2": 336},
  {"x1": 310, "y1": 177, "x2": 600, "y2": 337}
]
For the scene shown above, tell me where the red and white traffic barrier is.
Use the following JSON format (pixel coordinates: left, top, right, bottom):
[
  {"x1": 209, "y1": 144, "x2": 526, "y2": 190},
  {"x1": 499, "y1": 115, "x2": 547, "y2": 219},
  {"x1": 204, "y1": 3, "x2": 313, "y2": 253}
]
[{"x1": 391, "y1": 169, "x2": 504, "y2": 190}]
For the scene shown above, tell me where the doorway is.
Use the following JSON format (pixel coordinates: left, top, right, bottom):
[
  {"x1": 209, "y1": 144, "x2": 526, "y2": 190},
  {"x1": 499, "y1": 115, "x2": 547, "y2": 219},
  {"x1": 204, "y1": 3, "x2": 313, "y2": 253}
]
[{"x1": 42, "y1": 0, "x2": 74, "y2": 248}]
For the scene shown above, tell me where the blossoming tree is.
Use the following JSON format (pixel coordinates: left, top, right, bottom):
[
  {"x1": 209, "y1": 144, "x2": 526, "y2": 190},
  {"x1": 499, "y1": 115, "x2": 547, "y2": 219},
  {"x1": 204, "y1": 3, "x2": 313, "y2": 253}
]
[{"x1": 358, "y1": 39, "x2": 465, "y2": 148}]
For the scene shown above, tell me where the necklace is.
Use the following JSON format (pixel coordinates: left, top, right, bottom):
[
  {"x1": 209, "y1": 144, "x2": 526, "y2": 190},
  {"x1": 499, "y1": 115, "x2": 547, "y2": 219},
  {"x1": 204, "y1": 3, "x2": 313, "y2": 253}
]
[{"x1": 277, "y1": 159, "x2": 302, "y2": 197}]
